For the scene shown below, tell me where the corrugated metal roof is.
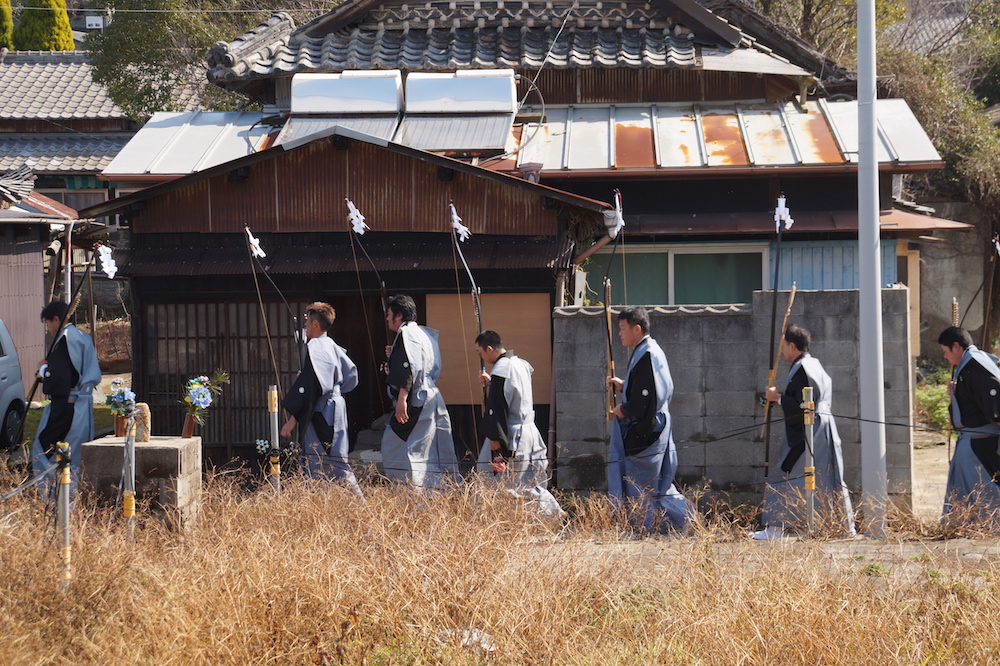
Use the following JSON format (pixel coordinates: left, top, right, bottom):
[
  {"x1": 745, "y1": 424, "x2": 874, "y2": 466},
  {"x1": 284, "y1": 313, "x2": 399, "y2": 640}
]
[
  {"x1": 394, "y1": 114, "x2": 513, "y2": 152},
  {"x1": 103, "y1": 111, "x2": 273, "y2": 178},
  {"x1": 277, "y1": 116, "x2": 399, "y2": 143},
  {"x1": 0, "y1": 132, "x2": 132, "y2": 174},
  {"x1": 627, "y1": 208, "x2": 971, "y2": 235},
  {"x1": 113, "y1": 233, "x2": 575, "y2": 276},
  {"x1": 513, "y1": 98, "x2": 941, "y2": 172}
]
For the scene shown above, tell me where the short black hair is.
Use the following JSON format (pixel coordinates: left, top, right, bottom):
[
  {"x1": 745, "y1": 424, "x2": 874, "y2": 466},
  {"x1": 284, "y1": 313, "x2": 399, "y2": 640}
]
[
  {"x1": 475, "y1": 330, "x2": 503, "y2": 349},
  {"x1": 618, "y1": 307, "x2": 650, "y2": 335},
  {"x1": 305, "y1": 302, "x2": 335, "y2": 332},
  {"x1": 387, "y1": 294, "x2": 417, "y2": 323},
  {"x1": 784, "y1": 324, "x2": 810, "y2": 352},
  {"x1": 41, "y1": 300, "x2": 69, "y2": 322},
  {"x1": 938, "y1": 326, "x2": 974, "y2": 350}
]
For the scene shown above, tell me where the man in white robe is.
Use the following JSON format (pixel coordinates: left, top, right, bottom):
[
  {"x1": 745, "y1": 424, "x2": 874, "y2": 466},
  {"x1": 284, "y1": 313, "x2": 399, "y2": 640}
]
[
  {"x1": 31, "y1": 300, "x2": 101, "y2": 500},
  {"x1": 606, "y1": 307, "x2": 694, "y2": 534},
  {"x1": 938, "y1": 326, "x2": 1000, "y2": 526},
  {"x1": 281, "y1": 302, "x2": 363, "y2": 498},
  {"x1": 754, "y1": 324, "x2": 854, "y2": 539},
  {"x1": 474, "y1": 330, "x2": 564, "y2": 521},
  {"x1": 381, "y1": 295, "x2": 458, "y2": 488}
]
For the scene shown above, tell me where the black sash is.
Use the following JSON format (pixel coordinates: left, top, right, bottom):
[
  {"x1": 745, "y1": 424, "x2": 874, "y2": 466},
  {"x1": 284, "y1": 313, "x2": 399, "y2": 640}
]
[{"x1": 389, "y1": 404, "x2": 423, "y2": 442}]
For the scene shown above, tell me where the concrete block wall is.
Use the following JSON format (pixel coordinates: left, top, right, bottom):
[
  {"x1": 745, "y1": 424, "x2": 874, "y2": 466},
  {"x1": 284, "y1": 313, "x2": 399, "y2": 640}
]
[{"x1": 553, "y1": 287, "x2": 914, "y2": 508}]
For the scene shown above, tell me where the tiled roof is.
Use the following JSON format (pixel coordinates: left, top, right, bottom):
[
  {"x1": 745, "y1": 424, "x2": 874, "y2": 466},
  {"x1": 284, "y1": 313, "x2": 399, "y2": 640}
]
[
  {"x1": 0, "y1": 133, "x2": 133, "y2": 174},
  {"x1": 207, "y1": 0, "x2": 751, "y2": 85},
  {"x1": 0, "y1": 51, "x2": 127, "y2": 120}
]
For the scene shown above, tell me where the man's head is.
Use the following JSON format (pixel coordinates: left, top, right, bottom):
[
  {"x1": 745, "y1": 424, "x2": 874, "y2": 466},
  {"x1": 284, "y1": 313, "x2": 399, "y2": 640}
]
[
  {"x1": 304, "y1": 302, "x2": 335, "y2": 338},
  {"x1": 781, "y1": 324, "x2": 810, "y2": 362},
  {"x1": 41, "y1": 301, "x2": 70, "y2": 337},
  {"x1": 475, "y1": 330, "x2": 505, "y2": 364},
  {"x1": 938, "y1": 326, "x2": 973, "y2": 366},
  {"x1": 617, "y1": 307, "x2": 650, "y2": 350},
  {"x1": 386, "y1": 295, "x2": 417, "y2": 333}
]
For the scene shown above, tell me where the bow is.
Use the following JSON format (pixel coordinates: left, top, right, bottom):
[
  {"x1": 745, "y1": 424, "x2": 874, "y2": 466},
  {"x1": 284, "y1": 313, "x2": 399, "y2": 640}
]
[
  {"x1": 345, "y1": 198, "x2": 389, "y2": 343},
  {"x1": 449, "y1": 202, "x2": 486, "y2": 404},
  {"x1": 760, "y1": 195, "x2": 794, "y2": 478},
  {"x1": 244, "y1": 226, "x2": 301, "y2": 391},
  {"x1": 602, "y1": 190, "x2": 624, "y2": 421}
]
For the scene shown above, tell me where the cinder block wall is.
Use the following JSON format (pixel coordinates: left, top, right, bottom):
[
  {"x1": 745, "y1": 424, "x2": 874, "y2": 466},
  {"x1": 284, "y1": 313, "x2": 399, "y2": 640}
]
[{"x1": 553, "y1": 287, "x2": 914, "y2": 509}]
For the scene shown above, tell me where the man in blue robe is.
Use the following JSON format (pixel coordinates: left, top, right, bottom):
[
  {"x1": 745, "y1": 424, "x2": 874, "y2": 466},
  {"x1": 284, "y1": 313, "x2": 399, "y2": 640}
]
[
  {"x1": 381, "y1": 295, "x2": 458, "y2": 488},
  {"x1": 754, "y1": 324, "x2": 854, "y2": 539},
  {"x1": 606, "y1": 307, "x2": 694, "y2": 534},
  {"x1": 938, "y1": 326, "x2": 1000, "y2": 526},
  {"x1": 281, "y1": 302, "x2": 363, "y2": 498},
  {"x1": 31, "y1": 300, "x2": 101, "y2": 500}
]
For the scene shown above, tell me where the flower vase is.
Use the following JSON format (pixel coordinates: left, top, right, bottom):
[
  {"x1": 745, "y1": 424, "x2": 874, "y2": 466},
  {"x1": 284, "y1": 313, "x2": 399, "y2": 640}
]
[
  {"x1": 114, "y1": 415, "x2": 127, "y2": 437},
  {"x1": 182, "y1": 413, "x2": 196, "y2": 438}
]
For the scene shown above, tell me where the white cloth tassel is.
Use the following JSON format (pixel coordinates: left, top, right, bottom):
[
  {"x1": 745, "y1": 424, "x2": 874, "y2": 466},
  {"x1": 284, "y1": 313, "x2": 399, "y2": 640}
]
[
  {"x1": 346, "y1": 198, "x2": 369, "y2": 234},
  {"x1": 774, "y1": 196, "x2": 794, "y2": 232},
  {"x1": 96, "y1": 243, "x2": 118, "y2": 279},
  {"x1": 450, "y1": 203, "x2": 471, "y2": 242},
  {"x1": 245, "y1": 226, "x2": 266, "y2": 258}
]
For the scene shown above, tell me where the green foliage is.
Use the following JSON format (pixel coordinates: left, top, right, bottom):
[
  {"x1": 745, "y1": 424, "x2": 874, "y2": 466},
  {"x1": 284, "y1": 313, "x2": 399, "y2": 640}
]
[
  {"x1": 85, "y1": 0, "x2": 323, "y2": 120},
  {"x1": 12, "y1": 0, "x2": 75, "y2": 51},
  {"x1": 915, "y1": 362, "x2": 952, "y2": 432},
  {"x1": 754, "y1": 0, "x2": 905, "y2": 66},
  {"x1": 0, "y1": 1, "x2": 13, "y2": 50}
]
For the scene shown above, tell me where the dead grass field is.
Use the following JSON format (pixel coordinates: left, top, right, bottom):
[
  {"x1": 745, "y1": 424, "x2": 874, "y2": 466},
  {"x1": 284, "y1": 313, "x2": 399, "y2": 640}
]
[{"x1": 2, "y1": 465, "x2": 1000, "y2": 665}]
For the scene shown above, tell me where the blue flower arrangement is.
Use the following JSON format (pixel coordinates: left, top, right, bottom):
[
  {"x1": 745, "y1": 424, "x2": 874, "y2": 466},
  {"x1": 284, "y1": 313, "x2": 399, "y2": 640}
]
[
  {"x1": 105, "y1": 378, "x2": 135, "y2": 417},
  {"x1": 182, "y1": 370, "x2": 230, "y2": 425}
]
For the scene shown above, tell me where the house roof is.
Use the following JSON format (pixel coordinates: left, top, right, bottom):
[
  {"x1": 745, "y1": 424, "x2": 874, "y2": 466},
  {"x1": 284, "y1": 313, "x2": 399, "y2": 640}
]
[
  {"x1": 507, "y1": 98, "x2": 941, "y2": 175},
  {"x1": 0, "y1": 51, "x2": 127, "y2": 121},
  {"x1": 102, "y1": 96, "x2": 941, "y2": 182},
  {"x1": 625, "y1": 206, "x2": 971, "y2": 235},
  {"x1": 79, "y1": 123, "x2": 612, "y2": 220},
  {"x1": 206, "y1": 0, "x2": 812, "y2": 93},
  {"x1": 0, "y1": 132, "x2": 133, "y2": 174},
  {"x1": 0, "y1": 190, "x2": 79, "y2": 222}
]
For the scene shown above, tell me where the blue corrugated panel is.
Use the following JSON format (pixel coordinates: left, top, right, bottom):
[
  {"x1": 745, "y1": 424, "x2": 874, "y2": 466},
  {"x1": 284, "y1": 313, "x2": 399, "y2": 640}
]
[{"x1": 774, "y1": 240, "x2": 897, "y2": 290}]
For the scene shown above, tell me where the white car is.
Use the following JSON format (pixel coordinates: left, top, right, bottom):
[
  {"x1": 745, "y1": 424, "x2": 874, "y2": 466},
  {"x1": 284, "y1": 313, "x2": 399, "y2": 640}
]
[{"x1": 0, "y1": 319, "x2": 25, "y2": 450}]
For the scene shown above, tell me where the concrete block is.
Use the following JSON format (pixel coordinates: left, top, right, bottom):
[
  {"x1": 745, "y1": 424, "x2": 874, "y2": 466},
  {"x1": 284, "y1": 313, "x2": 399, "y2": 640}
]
[
  {"x1": 556, "y1": 367, "x2": 606, "y2": 393},
  {"x1": 704, "y1": 341, "x2": 756, "y2": 368},
  {"x1": 81, "y1": 435, "x2": 202, "y2": 528},
  {"x1": 670, "y1": 391, "x2": 705, "y2": 418},
  {"x1": 704, "y1": 391, "x2": 757, "y2": 417},
  {"x1": 670, "y1": 365, "x2": 706, "y2": 392},
  {"x1": 672, "y1": 416, "x2": 706, "y2": 445},
  {"x1": 557, "y1": 453, "x2": 607, "y2": 490},
  {"x1": 556, "y1": 415, "x2": 609, "y2": 444},
  {"x1": 557, "y1": 391, "x2": 606, "y2": 419},
  {"x1": 704, "y1": 365, "x2": 756, "y2": 391}
]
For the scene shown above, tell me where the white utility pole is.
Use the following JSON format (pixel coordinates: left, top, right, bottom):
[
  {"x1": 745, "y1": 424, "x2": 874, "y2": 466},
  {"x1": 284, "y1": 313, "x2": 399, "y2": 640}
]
[{"x1": 858, "y1": 0, "x2": 888, "y2": 537}]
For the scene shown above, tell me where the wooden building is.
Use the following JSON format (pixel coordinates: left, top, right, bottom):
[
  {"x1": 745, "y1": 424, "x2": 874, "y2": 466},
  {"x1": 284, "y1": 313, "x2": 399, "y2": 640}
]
[{"x1": 81, "y1": 130, "x2": 610, "y2": 464}]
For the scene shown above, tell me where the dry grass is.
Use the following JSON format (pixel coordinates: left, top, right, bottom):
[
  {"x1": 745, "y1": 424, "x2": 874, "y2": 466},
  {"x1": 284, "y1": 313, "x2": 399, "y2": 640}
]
[{"x1": 3, "y1": 471, "x2": 1000, "y2": 665}]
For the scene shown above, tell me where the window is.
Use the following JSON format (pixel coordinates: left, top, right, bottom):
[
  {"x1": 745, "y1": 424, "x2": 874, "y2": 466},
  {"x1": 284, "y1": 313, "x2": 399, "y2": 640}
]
[{"x1": 587, "y1": 243, "x2": 768, "y2": 305}]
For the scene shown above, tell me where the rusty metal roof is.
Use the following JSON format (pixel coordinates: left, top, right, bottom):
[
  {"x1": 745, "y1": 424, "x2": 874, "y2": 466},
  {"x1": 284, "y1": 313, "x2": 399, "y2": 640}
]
[
  {"x1": 512, "y1": 98, "x2": 941, "y2": 173},
  {"x1": 112, "y1": 233, "x2": 575, "y2": 277}
]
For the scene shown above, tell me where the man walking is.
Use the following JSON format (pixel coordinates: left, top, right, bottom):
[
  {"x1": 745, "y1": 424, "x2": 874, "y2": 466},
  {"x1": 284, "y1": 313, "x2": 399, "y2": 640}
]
[
  {"x1": 280, "y1": 302, "x2": 364, "y2": 498},
  {"x1": 606, "y1": 307, "x2": 694, "y2": 534},
  {"x1": 474, "y1": 330, "x2": 564, "y2": 521},
  {"x1": 938, "y1": 325, "x2": 1000, "y2": 525},
  {"x1": 754, "y1": 324, "x2": 854, "y2": 539},
  {"x1": 381, "y1": 295, "x2": 458, "y2": 488},
  {"x1": 31, "y1": 300, "x2": 101, "y2": 500}
]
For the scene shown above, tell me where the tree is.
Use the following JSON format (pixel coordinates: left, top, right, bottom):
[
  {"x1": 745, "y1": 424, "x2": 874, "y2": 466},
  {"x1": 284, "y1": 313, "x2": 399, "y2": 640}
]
[
  {"x1": 13, "y1": 0, "x2": 75, "y2": 51},
  {"x1": 0, "y1": 1, "x2": 13, "y2": 50},
  {"x1": 86, "y1": 0, "x2": 328, "y2": 120}
]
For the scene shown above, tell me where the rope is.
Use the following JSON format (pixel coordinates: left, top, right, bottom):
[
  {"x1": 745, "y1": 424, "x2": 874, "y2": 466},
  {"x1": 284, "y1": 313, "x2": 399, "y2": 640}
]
[{"x1": 0, "y1": 463, "x2": 57, "y2": 501}]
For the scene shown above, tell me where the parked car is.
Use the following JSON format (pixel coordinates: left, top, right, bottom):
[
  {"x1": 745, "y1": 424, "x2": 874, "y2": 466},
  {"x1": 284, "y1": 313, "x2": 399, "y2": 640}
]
[{"x1": 0, "y1": 319, "x2": 26, "y2": 450}]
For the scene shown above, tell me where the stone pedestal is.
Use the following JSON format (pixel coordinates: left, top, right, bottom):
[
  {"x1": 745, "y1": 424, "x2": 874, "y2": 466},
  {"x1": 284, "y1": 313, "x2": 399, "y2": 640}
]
[{"x1": 81, "y1": 435, "x2": 202, "y2": 528}]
